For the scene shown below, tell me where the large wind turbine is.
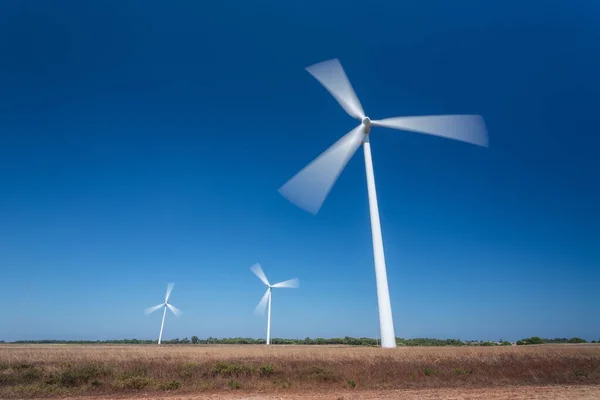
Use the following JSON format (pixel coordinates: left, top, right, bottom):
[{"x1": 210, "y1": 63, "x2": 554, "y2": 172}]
[
  {"x1": 278, "y1": 58, "x2": 489, "y2": 348},
  {"x1": 250, "y1": 263, "x2": 299, "y2": 345},
  {"x1": 144, "y1": 282, "x2": 182, "y2": 345}
]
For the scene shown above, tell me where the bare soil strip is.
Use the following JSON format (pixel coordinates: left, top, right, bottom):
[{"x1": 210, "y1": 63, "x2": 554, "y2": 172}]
[{"x1": 50, "y1": 385, "x2": 600, "y2": 400}]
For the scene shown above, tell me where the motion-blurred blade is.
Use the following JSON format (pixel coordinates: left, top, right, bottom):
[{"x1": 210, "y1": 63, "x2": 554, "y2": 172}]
[
  {"x1": 250, "y1": 263, "x2": 270, "y2": 286},
  {"x1": 271, "y1": 278, "x2": 299, "y2": 289},
  {"x1": 254, "y1": 288, "x2": 270, "y2": 316},
  {"x1": 144, "y1": 303, "x2": 164, "y2": 315},
  {"x1": 165, "y1": 282, "x2": 175, "y2": 302},
  {"x1": 371, "y1": 115, "x2": 489, "y2": 148},
  {"x1": 278, "y1": 124, "x2": 365, "y2": 215},
  {"x1": 306, "y1": 58, "x2": 365, "y2": 120},
  {"x1": 166, "y1": 303, "x2": 181, "y2": 317}
]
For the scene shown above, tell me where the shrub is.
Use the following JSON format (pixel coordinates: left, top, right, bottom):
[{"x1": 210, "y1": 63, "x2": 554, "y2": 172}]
[
  {"x1": 159, "y1": 380, "x2": 181, "y2": 390},
  {"x1": 273, "y1": 378, "x2": 291, "y2": 389},
  {"x1": 453, "y1": 368, "x2": 472, "y2": 375},
  {"x1": 119, "y1": 366, "x2": 148, "y2": 379},
  {"x1": 56, "y1": 365, "x2": 107, "y2": 388},
  {"x1": 260, "y1": 364, "x2": 274, "y2": 376},
  {"x1": 19, "y1": 367, "x2": 42, "y2": 383},
  {"x1": 307, "y1": 366, "x2": 338, "y2": 382},
  {"x1": 227, "y1": 379, "x2": 241, "y2": 389},
  {"x1": 59, "y1": 371, "x2": 79, "y2": 387},
  {"x1": 179, "y1": 362, "x2": 199, "y2": 378},
  {"x1": 212, "y1": 362, "x2": 253, "y2": 377},
  {"x1": 118, "y1": 377, "x2": 153, "y2": 390}
]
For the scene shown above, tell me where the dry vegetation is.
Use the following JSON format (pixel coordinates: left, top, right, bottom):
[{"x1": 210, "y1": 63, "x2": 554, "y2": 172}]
[{"x1": 1, "y1": 344, "x2": 599, "y2": 398}]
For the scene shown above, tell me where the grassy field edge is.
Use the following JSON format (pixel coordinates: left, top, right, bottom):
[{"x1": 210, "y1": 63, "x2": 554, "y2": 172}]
[{"x1": 1, "y1": 344, "x2": 599, "y2": 398}]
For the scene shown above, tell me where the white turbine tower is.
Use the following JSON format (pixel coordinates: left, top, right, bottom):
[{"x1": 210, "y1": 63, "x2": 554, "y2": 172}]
[
  {"x1": 250, "y1": 263, "x2": 299, "y2": 345},
  {"x1": 144, "y1": 282, "x2": 182, "y2": 345},
  {"x1": 278, "y1": 58, "x2": 489, "y2": 348}
]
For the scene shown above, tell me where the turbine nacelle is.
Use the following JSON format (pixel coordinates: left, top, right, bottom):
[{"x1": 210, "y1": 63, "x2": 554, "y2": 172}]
[{"x1": 362, "y1": 117, "x2": 371, "y2": 134}]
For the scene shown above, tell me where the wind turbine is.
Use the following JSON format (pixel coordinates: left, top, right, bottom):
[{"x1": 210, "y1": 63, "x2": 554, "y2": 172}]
[
  {"x1": 144, "y1": 282, "x2": 182, "y2": 345},
  {"x1": 250, "y1": 263, "x2": 299, "y2": 345},
  {"x1": 278, "y1": 58, "x2": 489, "y2": 348}
]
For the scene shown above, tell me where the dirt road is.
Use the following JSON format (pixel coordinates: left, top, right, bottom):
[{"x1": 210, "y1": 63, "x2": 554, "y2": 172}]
[{"x1": 66, "y1": 385, "x2": 600, "y2": 400}]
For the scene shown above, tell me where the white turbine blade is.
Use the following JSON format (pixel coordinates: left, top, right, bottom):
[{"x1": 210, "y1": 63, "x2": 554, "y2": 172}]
[
  {"x1": 371, "y1": 115, "x2": 489, "y2": 148},
  {"x1": 306, "y1": 58, "x2": 365, "y2": 120},
  {"x1": 250, "y1": 263, "x2": 270, "y2": 286},
  {"x1": 271, "y1": 278, "x2": 299, "y2": 289},
  {"x1": 166, "y1": 303, "x2": 181, "y2": 317},
  {"x1": 165, "y1": 282, "x2": 175, "y2": 302},
  {"x1": 144, "y1": 303, "x2": 164, "y2": 315},
  {"x1": 254, "y1": 288, "x2": 270, "y2": 316},
  {"x1": 278, "y1": 124, "x2": 365, "y2": 215}
]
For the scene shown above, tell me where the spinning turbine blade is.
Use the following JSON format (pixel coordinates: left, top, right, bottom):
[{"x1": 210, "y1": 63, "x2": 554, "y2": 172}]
[
  {"x1": 271, "y1": 278, "x2": 299, "y2": 288},
  {"x1": 279, "y1": 124, "x2": 365, "y2": 215},
  {"x1": 371, "y1": 114, "x2": 489, "y2": 148},
  {"x1": 250, "y1": 263, "x2": 270, "y2": 286},
  {"x1": 306, "y1": 58, "x2": 365, "y2": 120},
  {"x1": 145, "y1": 303, "x2": 164, "y2": 315},
  {"x1": 254, "y1": 288, "x2": 270, "y2": 315},
  {"x1": 166, "y1": 303, "x2": 181, "y2": 317},
  {"x1": 165, "y1": 282, "x2": 174, "y2": 302}
]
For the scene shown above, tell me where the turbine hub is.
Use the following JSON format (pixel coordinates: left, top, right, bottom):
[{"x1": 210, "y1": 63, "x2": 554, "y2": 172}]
[{"x1": 362, "y1": 117, "x2": 371, "y2": 134}]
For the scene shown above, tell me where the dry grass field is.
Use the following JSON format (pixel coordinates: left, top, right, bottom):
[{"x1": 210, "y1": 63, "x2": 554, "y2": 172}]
[{"x1": 1, "y1": 344, "x2": 599, "y2": 399}]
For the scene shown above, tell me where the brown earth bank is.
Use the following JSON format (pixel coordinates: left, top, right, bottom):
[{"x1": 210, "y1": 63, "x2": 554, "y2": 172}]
[
  {"x1": 1, "y1": 344, "x2": 599, "y2": 399},
  {"x1": 47, "y1": 385, "x2": 600, "y2": 399}
]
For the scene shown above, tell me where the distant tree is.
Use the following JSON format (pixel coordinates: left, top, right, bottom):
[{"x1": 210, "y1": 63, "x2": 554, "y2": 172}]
[
  {"x1": 568, "y1": 337, "x2": 587, "y2": 344},
  {"x1": 516, "y1": 337, "x2": 545, "y2": 345},
  {"x1": 592, "y1": 340, "x2": 597, "y2": 343},
  {"x1": 544, "y1": 338, "x2": 569, "y2": 344},
  {"x1": 528, "y1": 336, "x2": 544, "y2": 344},
  {"x1": 191, "y1": 336, "x2": 199, "y2": 344}
]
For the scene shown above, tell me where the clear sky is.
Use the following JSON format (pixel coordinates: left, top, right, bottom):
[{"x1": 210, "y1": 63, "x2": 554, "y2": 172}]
[{"x1": 1, "y1": 0, "x2": 598, "y2": 343}]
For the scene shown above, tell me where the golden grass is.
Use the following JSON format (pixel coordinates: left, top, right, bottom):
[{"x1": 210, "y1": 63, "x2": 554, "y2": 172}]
[{"x1": 1, "y1": 344, "x2": 599, "y2": 398}]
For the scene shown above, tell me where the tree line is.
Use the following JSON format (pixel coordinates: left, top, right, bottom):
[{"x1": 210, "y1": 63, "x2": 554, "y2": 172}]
[
  {"x1": 4, "y1": 336, "x2": 597, "y2": 346},
  {"x1": 515, "y1": 336, "x2": 593, "y2": 345}
]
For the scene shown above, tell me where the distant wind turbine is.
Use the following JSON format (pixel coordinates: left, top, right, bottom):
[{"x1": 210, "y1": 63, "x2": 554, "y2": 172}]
[
  {"x1": 278, "y1": 58, "x2": 489, "y2": 348},
  {"x1": 250, "y1": 263, "x2": 299, "y2": 345},
  {"x1": 144, "y1": 282, "x2": 181, "y2": 345}
]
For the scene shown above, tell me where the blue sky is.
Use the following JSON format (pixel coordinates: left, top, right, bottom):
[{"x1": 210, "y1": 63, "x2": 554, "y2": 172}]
[{"x1": 1, "y1": 0, "x2": 598, "y2": 342}]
